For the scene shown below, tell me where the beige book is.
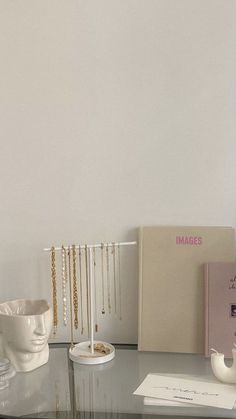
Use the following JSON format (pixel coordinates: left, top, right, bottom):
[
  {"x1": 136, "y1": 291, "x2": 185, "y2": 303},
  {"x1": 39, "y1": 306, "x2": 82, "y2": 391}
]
[{"x1": 138, "y1": 226, "x2": 235, "y2": 353}]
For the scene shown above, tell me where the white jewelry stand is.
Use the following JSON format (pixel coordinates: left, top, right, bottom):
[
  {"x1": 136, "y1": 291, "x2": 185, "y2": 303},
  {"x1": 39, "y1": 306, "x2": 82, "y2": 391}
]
[{"x1": 45, "y1": 241, "x2": 136, "y2": 365}]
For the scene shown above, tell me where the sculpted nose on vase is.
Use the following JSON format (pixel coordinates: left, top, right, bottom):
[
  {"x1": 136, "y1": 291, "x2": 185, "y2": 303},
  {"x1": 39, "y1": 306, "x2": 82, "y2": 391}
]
[{"x1": 35, "y1": 316, "x2": 47, "y2": 336}]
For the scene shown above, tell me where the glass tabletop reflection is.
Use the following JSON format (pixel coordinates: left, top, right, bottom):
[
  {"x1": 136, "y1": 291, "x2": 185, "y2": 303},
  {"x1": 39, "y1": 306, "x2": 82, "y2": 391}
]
[{"x1": 0, "y1": 344, "x2": 235, "y2": 419}]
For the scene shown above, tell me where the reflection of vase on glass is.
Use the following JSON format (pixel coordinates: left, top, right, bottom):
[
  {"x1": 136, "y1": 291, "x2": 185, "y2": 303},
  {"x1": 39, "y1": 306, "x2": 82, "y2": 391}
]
[
  {"x1": 0, "y1": 360, "x2": 51, "y2": 416},
  {"x1": 0, "y1": 299, "x2": 52, "y2": 372}
]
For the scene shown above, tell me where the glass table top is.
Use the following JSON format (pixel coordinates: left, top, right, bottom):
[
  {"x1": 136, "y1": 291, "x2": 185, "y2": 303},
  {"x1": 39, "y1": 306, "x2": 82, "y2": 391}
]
[{"x1": 0, "y1": 344, "x2": 235, "y2": 418}]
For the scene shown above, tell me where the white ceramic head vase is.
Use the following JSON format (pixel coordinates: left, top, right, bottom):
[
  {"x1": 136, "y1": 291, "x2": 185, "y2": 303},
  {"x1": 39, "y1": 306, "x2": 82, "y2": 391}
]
[{"x1": 0, "y1": 299, "x2": 52, "y2": 372}]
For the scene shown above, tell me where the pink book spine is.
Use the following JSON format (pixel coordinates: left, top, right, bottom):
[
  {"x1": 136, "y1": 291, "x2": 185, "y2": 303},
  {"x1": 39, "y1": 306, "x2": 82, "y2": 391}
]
[{"x1": 204, "y1": 263, "x2": 210, "y2": 357}]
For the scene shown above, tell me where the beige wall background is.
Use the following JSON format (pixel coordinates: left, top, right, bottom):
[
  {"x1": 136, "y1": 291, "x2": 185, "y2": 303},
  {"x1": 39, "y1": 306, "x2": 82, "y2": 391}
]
[{"x1": 0, "y1": 0, "x2": 236, "y2": 343}]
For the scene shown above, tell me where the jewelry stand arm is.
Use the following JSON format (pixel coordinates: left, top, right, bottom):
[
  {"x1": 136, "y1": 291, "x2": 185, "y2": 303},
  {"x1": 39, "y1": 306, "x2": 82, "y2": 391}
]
[{"x1": 44, "y1": 241, "x2": 137, "y2": 252}]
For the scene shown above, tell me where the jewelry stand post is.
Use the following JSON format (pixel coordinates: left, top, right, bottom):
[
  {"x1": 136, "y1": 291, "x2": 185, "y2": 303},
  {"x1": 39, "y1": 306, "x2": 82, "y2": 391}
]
[
  {"x1": 69, "y1": 246, "x2": 116, "y2": 364},
  {"x1": 45, "y1": 241, "x2": 136, "y2": 365}
]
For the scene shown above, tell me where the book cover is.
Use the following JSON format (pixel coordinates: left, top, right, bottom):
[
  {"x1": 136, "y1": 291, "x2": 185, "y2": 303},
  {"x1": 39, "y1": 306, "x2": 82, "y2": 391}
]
[
  {"x1": 205, "y1": 262, "x2": 236, "y2": 358},
  {"x1": 138, "y1": 226, "x2": 235, "y2": 354}
]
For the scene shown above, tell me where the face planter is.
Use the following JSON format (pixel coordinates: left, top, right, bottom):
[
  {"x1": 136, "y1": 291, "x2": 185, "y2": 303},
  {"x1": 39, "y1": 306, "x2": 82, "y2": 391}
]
[{"x1": 0, "y1": 300, "x2": 52, "y2": 372}]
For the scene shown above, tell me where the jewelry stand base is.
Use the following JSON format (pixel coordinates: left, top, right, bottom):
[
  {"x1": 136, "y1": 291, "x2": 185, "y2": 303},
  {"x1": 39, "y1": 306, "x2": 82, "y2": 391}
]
[{"x1": 69, "y1": 341, "x2": 115, "y2": 365}]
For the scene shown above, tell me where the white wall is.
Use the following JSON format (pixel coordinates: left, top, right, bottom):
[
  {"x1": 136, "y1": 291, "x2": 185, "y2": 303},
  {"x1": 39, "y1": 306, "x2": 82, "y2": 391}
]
[{"x1": 0, "y1": 0, "x2": 236, "y2": 343}]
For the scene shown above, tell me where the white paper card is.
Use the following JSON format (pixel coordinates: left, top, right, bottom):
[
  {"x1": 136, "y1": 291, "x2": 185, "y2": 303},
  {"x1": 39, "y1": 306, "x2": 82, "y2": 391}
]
[
  {"x1": 133, "y1": 374, "x2": 236, "y2": 409},
  {"x1": 144, "y1": 397, "x2": 193, "y2": 407}
]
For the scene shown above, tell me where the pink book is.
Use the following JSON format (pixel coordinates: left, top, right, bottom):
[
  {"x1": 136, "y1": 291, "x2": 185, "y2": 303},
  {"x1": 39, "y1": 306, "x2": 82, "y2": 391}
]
[{"x1": 205, "y1": 262, "x2": 236, "y2": 358}]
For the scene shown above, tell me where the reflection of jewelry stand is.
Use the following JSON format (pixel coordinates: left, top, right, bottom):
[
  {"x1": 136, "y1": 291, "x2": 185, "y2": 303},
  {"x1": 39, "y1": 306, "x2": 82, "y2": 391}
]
[{"x1": 44, "y1": 241, "x2": 136, "y2": 365}]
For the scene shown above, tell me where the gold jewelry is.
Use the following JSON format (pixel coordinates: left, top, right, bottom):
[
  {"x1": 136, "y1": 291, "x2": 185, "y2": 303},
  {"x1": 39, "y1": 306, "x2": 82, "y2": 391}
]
[
  {"x1": 118, "y1": 243, "x2": 122, "y2": 320},
  {"x1": 51, "y1": 246, "x2": 58, "y2": 334},
  {"x1": 61, "y1": 245, "x2": 68, "y2": 326},
  {"x1": 72, "y1": 245, "x2": 79, "y2": 329},
  {"x1": 85, "y1": 244, "x2": 90, "y2": 334},
  {"x1": 112, "y1": 242, "x2": 117, "y2": 314},
  {"x1": 68, "y1": 246, "x2": 74, "y2": 348},
  {"x1": 106, "y1": 243, "x2": 111, "y2": 314},
  {"x1": 101, "y1": 243, "x2": 105, "y2": 314},
  {"x1": 89, "y1": 343, "x2": 110, "y2": 355},
  {"x1": 78, "y1": 245, "x2": 84, "y2": 334},
  {"x1": 93, "y1": 248, "x2": 98, "y2": 332},
  {"x1": 94, "y1": 343, "x2": 110, "y2": 354}
]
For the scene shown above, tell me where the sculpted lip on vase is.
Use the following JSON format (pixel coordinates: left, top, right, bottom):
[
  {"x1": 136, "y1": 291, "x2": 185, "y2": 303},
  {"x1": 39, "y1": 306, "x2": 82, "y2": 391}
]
[{"x1": 31, "y1": 339, "x2": 46, "y2": 345}]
